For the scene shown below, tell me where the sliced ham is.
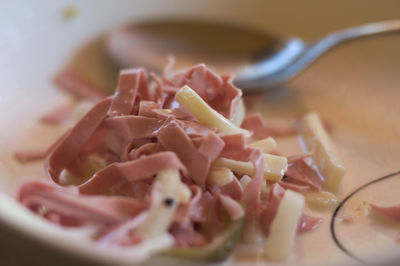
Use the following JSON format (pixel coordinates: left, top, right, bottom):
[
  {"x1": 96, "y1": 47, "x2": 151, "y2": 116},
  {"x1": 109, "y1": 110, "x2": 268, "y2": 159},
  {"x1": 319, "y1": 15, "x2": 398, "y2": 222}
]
[
  {"x1": 45, "y1": 98, "x2": 112, "y2": 183},
  {"x1": 18, "y1": 180, "x2": 144, "y2": 226},
  {"x1": 259, "y1": 183, "x2": 286, "y2": 236},
  {"x1": 156, "y1": 118, "x2": 210, "y2": 187},
  {"x1": 210, "y1": 177, "x2": 243, "y2": 201},
  {"x1": 218, "y1": 194, "x2": 244, "y2": 220},
  {"x1": 54, "y1": 68, "x2": 107, "y2": 101},
  {"x1": 104, "y1": 115, "x2": 163, "y2": 142},
  {"x1": 197, "y1": 132, "x2": 225, "y2": 162},
  {"x1": 14, "y1": 62, "x2": 332, "y2": 256},
  {"x1": 241, "y1": 113, "x2": 297, "y2": 139},
  {"x1": 297, "y1": 214, "x2": 322, "y2": 233},
  {"x1": 79, "y1": 151, "x2": 187, "y2": 194},
  {"x1": 259, "y1": 183, "x2": 321, "y2": 236},
  {"x1": 370, "y1": 204, "x2": 400, "y2": 222},
  {"x1": 40, "y1": 103, "x2": 76, "y2": 125},
  {"x1": 15, "y1": 149, "x2": 47, "y2": 164},
  {"x1": 241, "y1": 148, "x2": 265, "y2": 219},
  {"x1": 285, "y1": 158, "x2": 324, "y2": 191}
]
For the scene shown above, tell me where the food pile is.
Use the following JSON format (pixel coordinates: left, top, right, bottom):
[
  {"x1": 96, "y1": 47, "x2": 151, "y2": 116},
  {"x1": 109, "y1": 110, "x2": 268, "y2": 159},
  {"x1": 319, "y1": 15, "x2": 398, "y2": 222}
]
[{"x1": 15, "y1": 63, "x2": 345, "y2": 262}]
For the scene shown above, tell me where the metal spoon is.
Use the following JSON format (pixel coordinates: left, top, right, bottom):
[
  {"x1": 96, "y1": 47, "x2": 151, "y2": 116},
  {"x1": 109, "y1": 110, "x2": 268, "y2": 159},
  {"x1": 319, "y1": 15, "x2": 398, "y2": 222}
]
[{"x1": 106, "y1": 19, "x2": 400, "y2": 91}]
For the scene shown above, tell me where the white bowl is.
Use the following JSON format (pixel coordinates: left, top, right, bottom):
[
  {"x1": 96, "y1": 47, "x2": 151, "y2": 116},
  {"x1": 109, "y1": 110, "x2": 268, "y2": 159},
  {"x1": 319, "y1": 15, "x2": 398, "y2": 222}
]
[{"x1": 1, "y1": 1, "x2": 400, "y2": 265}]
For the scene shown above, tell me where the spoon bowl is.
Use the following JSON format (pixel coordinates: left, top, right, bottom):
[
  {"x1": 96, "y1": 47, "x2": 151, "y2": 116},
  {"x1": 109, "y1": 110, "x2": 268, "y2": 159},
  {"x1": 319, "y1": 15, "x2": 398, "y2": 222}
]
[
  {"x1": 106, "y1": 20, "x2": 288, "y2": 75},
  {"x1": 106, "y1": 19, "x2": 400, "y2": 91}
]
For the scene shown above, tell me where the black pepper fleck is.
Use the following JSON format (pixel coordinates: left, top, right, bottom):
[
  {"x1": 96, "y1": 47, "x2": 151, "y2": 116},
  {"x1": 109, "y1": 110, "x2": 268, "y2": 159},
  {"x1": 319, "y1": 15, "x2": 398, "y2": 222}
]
[{"x1": 163, "y1": 197, "x2": 175, "y2": 207}]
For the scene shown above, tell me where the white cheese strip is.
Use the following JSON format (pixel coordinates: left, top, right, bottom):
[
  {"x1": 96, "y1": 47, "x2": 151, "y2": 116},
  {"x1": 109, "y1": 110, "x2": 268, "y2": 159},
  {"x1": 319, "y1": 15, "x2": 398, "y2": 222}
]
[
  {"x1": 265, "y1": 190, "x2": 304, "y2": 260},
  {"x1": 136, "y1": 169, "x2": 190, "y2": 238},
  {"x1": 248, "y1": 137, "x2": 277, "y2": 153},
  {"x1": 239, "y1": 175, "x2": 252, "y2": 190},
  {"x1": 157, "y1": 169, "x2": 191, "y2": 203},
  {"x1": 207, "y1": 167, "x2": 234, "y2": 187},
  {"x1": 175, "y1": 86, "x2": 250, "y2": 137},
  {"x1": 213, "y1": 153, "x2": 287, "y2": 182},
  {"x1": 231, "y1": 98, "x2": 245, "y2": 126},
  {"x1": 298, "y1": 112, "x2": 345, "y2": 193}
]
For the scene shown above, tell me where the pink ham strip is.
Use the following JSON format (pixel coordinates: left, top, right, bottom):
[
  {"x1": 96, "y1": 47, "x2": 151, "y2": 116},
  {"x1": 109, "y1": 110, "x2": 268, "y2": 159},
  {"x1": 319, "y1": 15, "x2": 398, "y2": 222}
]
[
  {"x1": 216, "y1": 133, "x2": 264, "y2": 218},
  {"x1": 297, "y1": 214, "x2": 322, "y2": 233},
  {"x1": 104, "y1": 115, "x2": 163, "y2": 142},
  {"x1": 170, "y1": 223, "x2": 209, "y2": 247},
  {"x1": 137, "y1": 101, "x2": 162, "y2": 118},
  {"x1": 285, "y1": 159, "x2": 324, "y2": 190},
  {"x1": 259, "y1": 183, "x2": 286, "y2": 236},
  {"x1": 287, "y1": 153, "x2": 312, "y2": 164},
  {"x1": 15, "y1": 129, "x2": 72, "y2": 164},
  {"x1": 209, "y1": 177, "x2": 243, "y2": 201},
  {"x1": 45, "y1": 97, "x2": 112, "y2": 183},
  {"x1": 113, "y1": 181, "x2": 151, "y2": 201},
  {"x1": 241, "y1": 113, "x2": 297, "y2": 139},
  {"x1": 40, "y1": 103, "x2": 76, "y2": 125},
  {"x1": 219, "y1": 134, "x2": 255, "y2": 161},
  {"x1": 150, "y1": 72, "x2": 165, "y2": 105},
  {"x1": 79, "y1": 151, "x2": 187, "y2": 195},
  {"x1": 198, "y1": 133, "x2": 225, "y2": 162},
  {"x1": 156, "y1": 118, "x2": 209, "y2": 186},
  {"x1": 132, "y1": 142, "x2": 159, "y2": 159},
  {"x1": 177, "y1": 120, "x2": 216, "y2": 137},
  {"x1": 241, "y1": 148, "x2": 264, "y2": 218},
  {"x1": 54, "y1": 68, "x2": 107, "y2": 101},
  {"x1": 278, "y1": 180, "x2": 311, "y2": 193},
  {"x1": 219, "y1": 177, "x2": 243, "y2": 200},
  {"x1": 18, "y1": 180, "x2": 144, "y2": 225},
  {"x1": 162, "y1": 63, "x2": 241, "y2": 119},
  {"x1": 174, "y1": 185, "x2": 204, "y2": 225},
  {"x1": 120, "y1": 141, "x2": 136, "y2": 162},
  {"x1": 15, "y1": 149, "x2": 47, "y2": 164},
  {"x1": 185, "y1": 64, "x2": 223, "y2": 100},
  {"x1": 108, "y1": 68, "x2": 146, "y2": 117},
  {"x1": 207, "y1": 75, "x2": 241, "y2": 119},
  {"x1": 259, "y1": 183, "x2": 321, "y2": 236},
  {"x1": 370, "y1": 204, "x2": 400, "y2": 221},
  {"x1": 96, "y1": 212, "x2": 147, "y2": 246},
  {"x1": 218, "y1": 194, "x2": 244, "y2": 220}
]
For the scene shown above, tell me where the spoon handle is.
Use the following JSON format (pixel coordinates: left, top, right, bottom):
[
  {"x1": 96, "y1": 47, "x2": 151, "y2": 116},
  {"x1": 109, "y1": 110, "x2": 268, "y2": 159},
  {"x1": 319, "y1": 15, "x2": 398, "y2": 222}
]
[
  {"x1": 240, "y1": 20, "x2": 400, "y2": 89},
  {"x1": 303, "y1": 20, "x2": 400, "y2": 61}
]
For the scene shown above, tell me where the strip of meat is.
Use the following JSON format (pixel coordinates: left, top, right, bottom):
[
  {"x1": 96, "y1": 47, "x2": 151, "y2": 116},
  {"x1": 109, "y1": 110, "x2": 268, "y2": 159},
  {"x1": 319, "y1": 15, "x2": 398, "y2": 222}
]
[
  {"x1": 278, "y1": 180, "x2": 311, "y2": 193},
  {"x1": 18, "y1": 180, "x2": 144, "y2": 226},
  {"x1": 259, "y1": 183, "x2": 321, "y2": 236},
  {"x1": 108, "y1": 68, "x2": 148, "y2": 116},
  {"x1": 40, "y1": 103, "x2": 76, "y2": 125},
  {"x1": 156, "y1": 118, "x2": 210, "y2": 187},
  {"x1": 285, "y1": 159, "x2": 324, "y2": 190},
  {"x1": 259, "y1": 183, "x2": 286, "y2": 236},
  {"x1": 15, "y1": 149, "x2": 47, "y2": 164},
  {"x1": 54, "y1": 68, "x2": 107, "y2": 101},
  {"x1": 370, "y1": 204, "x2": 400, "y2": 222},
  {"x1": 104, "y1": 115, "x2": 164, "y2": 142},
  {"x1": 218, "y1": 194, "x2": 244, "y2": 220},
  {"x1": 45, "y1": 98, "x2": 112, "y2": 183},
  {"x1": 241, "y1": 113, "x2": 297, "y2": 139},
  {"x1": 297, "y1": 214, "x2": 322, "y2": 233},
  {"x1": 197, "y1": 133, "x2": 225, "y2": 162},
  {"x1": 286, "y1": 153, "x2": 312, "y2": 164},
  {"x1": 79, "y1": 151, "x2": 187, "y2": 194},
  {"x1": 209, "y1": 178, "x2": 243, "y2": 201},
  {"x1": 241, "y1": 148, "x2": 264, "y2": 218}
]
